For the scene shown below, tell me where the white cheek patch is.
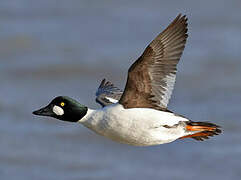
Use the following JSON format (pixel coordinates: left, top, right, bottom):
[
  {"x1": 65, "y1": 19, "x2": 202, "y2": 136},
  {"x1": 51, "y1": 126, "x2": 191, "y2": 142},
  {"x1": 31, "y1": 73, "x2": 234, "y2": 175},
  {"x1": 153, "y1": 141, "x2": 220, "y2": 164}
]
[{"x1": 53, "y1": 105, "x2": 64, "y2": 116}]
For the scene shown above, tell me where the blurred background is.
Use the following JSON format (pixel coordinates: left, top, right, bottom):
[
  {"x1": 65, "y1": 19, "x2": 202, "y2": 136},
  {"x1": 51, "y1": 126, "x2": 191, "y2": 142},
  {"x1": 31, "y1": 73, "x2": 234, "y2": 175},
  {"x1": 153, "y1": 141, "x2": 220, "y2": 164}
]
[{"x1": 0, "y1": 0, "x2": 241, "y2": 179}]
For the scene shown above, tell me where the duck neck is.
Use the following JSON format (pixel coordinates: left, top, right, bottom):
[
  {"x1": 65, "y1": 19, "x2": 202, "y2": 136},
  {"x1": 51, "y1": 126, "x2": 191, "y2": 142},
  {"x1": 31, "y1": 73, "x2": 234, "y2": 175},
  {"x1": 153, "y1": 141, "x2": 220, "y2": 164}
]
[{"x1": 77, "y1": 108, "x2": 95, "y2": 124}]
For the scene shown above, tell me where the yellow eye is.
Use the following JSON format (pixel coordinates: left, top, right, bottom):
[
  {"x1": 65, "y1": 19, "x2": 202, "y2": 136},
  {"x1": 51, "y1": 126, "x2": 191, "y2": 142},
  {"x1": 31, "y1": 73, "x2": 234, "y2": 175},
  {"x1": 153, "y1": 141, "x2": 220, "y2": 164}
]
[{"x1": 60, "y1": 102, "x2": 65, "y2": 107}]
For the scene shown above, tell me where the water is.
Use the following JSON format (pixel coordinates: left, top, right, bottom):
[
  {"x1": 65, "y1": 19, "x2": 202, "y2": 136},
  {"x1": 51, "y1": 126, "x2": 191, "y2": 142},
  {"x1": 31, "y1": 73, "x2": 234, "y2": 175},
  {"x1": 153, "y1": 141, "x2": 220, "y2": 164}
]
[{"x1": 0, "y1": 0, "x2": 241, "y2": 179}]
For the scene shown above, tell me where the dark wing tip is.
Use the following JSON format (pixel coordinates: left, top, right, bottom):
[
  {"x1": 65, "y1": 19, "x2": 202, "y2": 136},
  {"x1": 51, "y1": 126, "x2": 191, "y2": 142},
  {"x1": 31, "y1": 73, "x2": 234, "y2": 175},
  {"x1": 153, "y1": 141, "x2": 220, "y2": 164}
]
[
  {"x1": 98, "y1": 78, "x2": 117, "y2": 88},
  {"x1": 176, "y1": 13, "x2": 188, "y2": 21},
  {"x1": 155, "y1": 13, "x2": 188, "y2": 43},
  {"x1": 171, "y1": 13, "x2": 189, "y2": 44},
  {"x1": 99, "y1": 78, "x2": 106, "y2": 88},
  {"x1": 174, "y1": 13, "x2": 188, "y2": 28},
  {"x1": 173, "y1": 13, "x2": 188, "y2": 23}
]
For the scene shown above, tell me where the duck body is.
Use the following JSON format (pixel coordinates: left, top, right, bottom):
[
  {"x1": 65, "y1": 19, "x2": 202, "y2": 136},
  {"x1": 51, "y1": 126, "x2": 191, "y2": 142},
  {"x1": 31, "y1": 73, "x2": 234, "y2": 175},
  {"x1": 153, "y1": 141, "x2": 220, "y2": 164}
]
[{"x1": 80, "y1": 103, "x2": 189, "y2": 146}]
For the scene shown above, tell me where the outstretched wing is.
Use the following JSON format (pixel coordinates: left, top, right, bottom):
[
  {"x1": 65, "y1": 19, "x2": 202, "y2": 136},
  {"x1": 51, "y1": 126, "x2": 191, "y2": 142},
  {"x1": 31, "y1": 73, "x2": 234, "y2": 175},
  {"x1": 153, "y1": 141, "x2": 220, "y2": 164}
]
[
  {"x1": 95, "y1": 79, "x2": 123, "y2": 107},
  {"x1": 119, "y1": 14, "x2": 188, "y2": 110}
]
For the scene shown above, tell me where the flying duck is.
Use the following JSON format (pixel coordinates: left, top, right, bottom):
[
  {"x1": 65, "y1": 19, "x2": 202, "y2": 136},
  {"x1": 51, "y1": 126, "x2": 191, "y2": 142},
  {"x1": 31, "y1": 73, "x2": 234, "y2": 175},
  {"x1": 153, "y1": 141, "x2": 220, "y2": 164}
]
[{"x1": 33, "y1": 14, "x2": 221, "y2": 146}]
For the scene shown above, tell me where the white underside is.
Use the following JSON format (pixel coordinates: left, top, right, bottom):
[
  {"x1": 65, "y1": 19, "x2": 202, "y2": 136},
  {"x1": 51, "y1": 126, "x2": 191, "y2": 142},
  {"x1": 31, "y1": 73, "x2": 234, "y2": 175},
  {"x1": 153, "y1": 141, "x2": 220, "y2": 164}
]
[{"x1": 79, "y1": 103, "x2": 191, "y2": 146}]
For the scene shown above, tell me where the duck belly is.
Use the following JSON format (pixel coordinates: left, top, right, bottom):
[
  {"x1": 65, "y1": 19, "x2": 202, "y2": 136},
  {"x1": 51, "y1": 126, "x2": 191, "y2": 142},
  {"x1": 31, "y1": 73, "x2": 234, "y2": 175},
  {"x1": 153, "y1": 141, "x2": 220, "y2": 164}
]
[{"x1": 83, "y1": 104, "x2": 189, "y2": 146}]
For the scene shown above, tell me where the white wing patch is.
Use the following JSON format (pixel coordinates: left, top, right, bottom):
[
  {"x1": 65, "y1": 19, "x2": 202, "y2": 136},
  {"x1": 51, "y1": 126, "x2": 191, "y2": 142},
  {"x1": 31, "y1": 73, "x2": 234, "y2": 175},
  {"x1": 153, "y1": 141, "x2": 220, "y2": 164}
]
[
  {"x1": 105, "y1": 97, "x2": 119, "y2": 103},
  {"x1": 160, "y1": 73, "x2": 176, "y2": 107},
  {"x1": 53, "y1": 105, "x2": 64, "y2": 116}
]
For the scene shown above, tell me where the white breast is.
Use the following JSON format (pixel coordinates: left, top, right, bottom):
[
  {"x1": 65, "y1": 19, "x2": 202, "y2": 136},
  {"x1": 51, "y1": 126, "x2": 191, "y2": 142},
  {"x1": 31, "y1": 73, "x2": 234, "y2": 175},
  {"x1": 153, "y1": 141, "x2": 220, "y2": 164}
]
[{"x1": 79, "y1": 103, "x2": 189, "y2": 146}]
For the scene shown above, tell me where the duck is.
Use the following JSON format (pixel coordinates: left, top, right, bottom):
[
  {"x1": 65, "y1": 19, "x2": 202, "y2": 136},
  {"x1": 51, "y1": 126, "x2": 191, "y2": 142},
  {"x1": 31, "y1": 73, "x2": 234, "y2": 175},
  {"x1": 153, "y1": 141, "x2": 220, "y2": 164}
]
[{"x1": 33, "y1": 14, "x2": 221, "y2": 146}]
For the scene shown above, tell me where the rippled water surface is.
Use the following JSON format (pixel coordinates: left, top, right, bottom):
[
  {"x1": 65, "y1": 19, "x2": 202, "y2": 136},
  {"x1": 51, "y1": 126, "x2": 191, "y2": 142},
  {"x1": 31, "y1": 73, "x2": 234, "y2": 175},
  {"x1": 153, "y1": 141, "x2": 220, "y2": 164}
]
[{"x1": 0, "y1": 0, "x2": 241, "y2": 179}]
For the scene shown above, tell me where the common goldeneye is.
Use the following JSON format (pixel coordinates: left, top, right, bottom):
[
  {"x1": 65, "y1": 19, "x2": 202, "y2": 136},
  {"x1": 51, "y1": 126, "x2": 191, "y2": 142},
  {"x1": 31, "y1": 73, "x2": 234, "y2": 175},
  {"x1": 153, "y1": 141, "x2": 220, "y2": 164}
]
[{"x1": 33, "y1": 14, "x2": 221, "y2": 146}]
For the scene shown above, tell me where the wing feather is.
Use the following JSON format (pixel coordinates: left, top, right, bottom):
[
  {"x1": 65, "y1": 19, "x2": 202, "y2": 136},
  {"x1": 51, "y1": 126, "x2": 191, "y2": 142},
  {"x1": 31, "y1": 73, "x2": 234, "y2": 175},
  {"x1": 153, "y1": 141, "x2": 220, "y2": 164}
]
[
  {"x1": 95, "y1": 79, "x2": 122, "y2": 107},
  {"x1": 119, "y1": 14, "x2": 188, "y2": 110}
]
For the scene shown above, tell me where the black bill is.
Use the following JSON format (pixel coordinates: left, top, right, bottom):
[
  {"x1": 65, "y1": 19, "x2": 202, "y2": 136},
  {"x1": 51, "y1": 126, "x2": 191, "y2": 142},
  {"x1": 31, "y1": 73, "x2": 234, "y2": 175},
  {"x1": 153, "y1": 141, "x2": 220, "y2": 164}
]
[{"x1": 33, "y1": 104, "x2": 54, "y2": 117}]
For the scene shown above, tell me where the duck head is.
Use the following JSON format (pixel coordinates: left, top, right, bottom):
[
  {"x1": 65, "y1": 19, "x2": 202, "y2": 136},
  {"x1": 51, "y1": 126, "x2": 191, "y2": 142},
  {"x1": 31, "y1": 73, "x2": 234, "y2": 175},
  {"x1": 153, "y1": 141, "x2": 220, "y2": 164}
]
[{"x1": 33, "y1": 96, "x2": 88, "y2": 122}]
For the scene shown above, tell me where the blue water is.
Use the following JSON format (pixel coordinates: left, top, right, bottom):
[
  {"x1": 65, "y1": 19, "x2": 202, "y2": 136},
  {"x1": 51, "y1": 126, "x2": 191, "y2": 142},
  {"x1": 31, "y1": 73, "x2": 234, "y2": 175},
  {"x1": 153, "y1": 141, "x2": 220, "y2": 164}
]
[{"x1": 0, "y1": 0, "x2": 241, "y2": 179}]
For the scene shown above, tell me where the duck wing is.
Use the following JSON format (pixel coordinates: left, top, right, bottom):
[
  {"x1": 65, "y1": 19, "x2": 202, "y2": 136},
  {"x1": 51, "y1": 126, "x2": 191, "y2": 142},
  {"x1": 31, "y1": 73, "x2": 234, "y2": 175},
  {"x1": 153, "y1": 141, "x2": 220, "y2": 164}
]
[
  {"x1": 95, "y1": 79, "x2": 123, "y2": 107},
  {"x1": 119, "y1": 14, "x2": 188, "y2": 111}
]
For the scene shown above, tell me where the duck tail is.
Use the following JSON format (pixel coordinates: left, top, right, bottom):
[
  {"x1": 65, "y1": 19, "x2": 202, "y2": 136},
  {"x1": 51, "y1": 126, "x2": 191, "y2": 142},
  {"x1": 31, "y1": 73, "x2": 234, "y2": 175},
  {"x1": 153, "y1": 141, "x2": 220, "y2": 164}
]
[{"x1": 180, "y1": 121, "x2": 222, "y2": 141}]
